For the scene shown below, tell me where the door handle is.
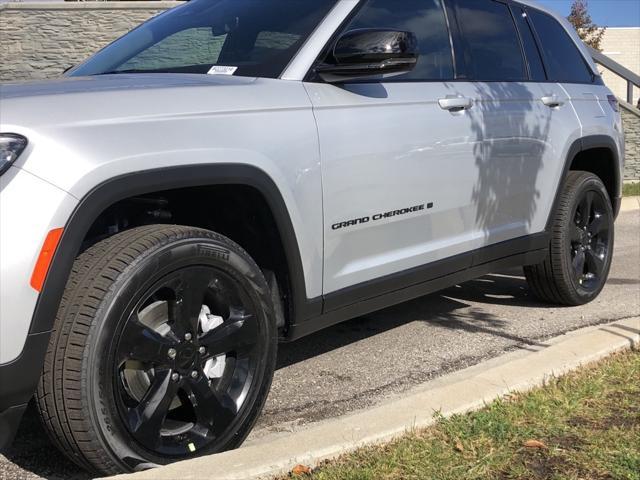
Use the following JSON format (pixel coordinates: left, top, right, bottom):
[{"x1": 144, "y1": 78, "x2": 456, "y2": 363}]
[
  {"x1": 541, "y1": 95, "x2": 565, "y2": 108},
  {"x1": 438, "y1": 97, "x2": 473, "y2": 112}
]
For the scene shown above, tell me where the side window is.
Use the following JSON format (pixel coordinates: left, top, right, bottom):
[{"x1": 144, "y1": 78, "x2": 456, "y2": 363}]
[
  {"x1": 513, "y1": 8, "x2": 547, "y2": 81},
  {"x1": 454, "y1": 0, "x2": 526, "y2": 81},
  {"x1": 337, "y1": 0, "x2": 454, "y2": 81},
  {"x1": 528, "y1": 10, "x2": 594, "y2": 83}
]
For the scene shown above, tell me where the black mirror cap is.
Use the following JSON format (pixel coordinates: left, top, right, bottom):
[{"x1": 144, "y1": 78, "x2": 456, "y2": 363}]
[
  {"x1": 335, "y1": 29, "x2": 418, "y2": 64},
  {"x1": 316, "y1": 29, "x2": 419, "y2": 83}
]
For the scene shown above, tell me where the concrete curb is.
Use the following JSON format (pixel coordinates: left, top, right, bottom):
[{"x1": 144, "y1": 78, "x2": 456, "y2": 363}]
[
  {"x1": 110, "y1": 316, "x2": 640, "y2": 480},
  {"x1": 620, "y1": 195, "x2": 640, "y2": 212}
]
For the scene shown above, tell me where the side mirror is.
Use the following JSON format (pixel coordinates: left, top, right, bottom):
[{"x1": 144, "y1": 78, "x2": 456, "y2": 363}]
[{"x1": 316, "y1": 29, "x2": 419, "y2": 83}]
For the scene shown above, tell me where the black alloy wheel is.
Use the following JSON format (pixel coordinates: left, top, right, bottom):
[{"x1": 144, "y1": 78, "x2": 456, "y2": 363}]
[
  {"x1": 569, "y1": 189, "x2": 612, "y2": 292},
  {"x1": 114, "y1": 266, "x2": 261, "y2": 456},
  {"x1": 524, "y1": 171, "x2": 615, "y2": 306},
  {"x1": 36, "y1": 225, "x2": 277, "y2": 475}
]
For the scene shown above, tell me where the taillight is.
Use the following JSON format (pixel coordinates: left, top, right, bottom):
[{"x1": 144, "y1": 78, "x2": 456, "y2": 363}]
[{"x1": 607, "y1": 95, "x2": 619, "y2": 112}]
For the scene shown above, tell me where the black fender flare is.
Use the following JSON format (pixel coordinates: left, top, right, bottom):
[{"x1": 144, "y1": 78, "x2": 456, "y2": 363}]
[
  {"x1": 29, "y1": 163, "x2": 321, "y2": 336},
  {"x1": 0, "y1": 164, "x2": 321, "y2": 418},
  {"x1": 546, "y1": 134, "x2": 621, "y2": 231}
]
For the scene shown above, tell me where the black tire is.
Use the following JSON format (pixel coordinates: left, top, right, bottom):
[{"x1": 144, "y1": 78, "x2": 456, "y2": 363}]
[
  {"x1": 35, "y1": 225, "x2": 277, "y2": 475},
  {"x1": 524, "y1": 171, "x2": 614, "y2": 306}
]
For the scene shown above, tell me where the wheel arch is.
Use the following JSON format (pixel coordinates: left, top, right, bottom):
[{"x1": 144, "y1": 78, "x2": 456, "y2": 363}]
[
  {"x1": 547, "y1": 134, "x2": 622, "y2": 231},
  {"x1": 29, "y1": 164, "x2": 321, "y2": 336}
]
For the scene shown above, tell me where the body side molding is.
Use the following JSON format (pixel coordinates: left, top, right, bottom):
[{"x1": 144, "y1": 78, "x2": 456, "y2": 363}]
[{"x1": 288, "y1": 238, "x2": 549, "y2": 341}]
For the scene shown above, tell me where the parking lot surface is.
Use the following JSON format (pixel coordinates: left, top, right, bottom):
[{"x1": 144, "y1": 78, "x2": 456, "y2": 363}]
[{"x1": 1, "y1": 210, "x2": 638, "y2": 480}]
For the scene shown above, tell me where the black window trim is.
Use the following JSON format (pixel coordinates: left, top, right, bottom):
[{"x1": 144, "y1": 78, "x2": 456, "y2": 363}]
[
  {"x1": 304, "y1": 0, "x2": 458, "y2": 84},
  {"x1": 509, "y1": 3, "x2": 549, "y2": 81},
  {"x1": 517, "y1": 3, "x2": 602, "y2": 86},
  {"x1": 443, "y1": 0, "x2": 468, "y2": 80},
  {"x1": 508, "y1": 2, "x2": 532, "y2": 80}
]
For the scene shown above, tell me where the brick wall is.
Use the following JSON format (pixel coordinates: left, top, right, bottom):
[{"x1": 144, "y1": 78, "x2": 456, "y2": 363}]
[
  {"x1": 0, "y1": 2, "x2": 178, "y2": 82},
  {"x1": 621, "y1": 104, "x2": 640, "y2": 181}
]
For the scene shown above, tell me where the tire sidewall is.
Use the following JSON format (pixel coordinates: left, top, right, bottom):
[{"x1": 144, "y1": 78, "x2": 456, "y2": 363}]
[{"x1": 82, "y1": 233, "x2": 277, "y2": 471}]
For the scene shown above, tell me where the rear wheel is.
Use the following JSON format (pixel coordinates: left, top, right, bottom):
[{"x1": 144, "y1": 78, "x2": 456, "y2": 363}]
[
  {"x1": 525, "y1": 171, "x2": 614, "y2": 305},
  {"x1": 35, "y1": 225, "x2": 277, "y2": 474}
]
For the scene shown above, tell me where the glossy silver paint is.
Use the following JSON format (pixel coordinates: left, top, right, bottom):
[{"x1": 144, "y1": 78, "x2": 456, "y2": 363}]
[{"x1": 0, "y1": 0, "x2": 623, "y2": 364}]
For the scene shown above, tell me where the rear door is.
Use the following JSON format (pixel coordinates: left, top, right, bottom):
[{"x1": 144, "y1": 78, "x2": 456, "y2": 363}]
[
  {"x1": 305, "y1": 0, "x2": 484, "y2": 297},
  {"x1": 449, "y1": 0, "x2": 562, "y2": 247}
]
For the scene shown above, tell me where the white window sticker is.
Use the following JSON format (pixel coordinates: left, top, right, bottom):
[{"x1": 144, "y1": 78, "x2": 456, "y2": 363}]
[{"x1": 207, "y1": 65, "x2": 238, "y2": 76}]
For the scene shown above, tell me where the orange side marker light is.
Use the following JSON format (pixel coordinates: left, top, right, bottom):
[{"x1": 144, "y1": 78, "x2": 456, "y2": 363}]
[{"x1": 30, "y1": 228, "x2": 64, "y2": 292}]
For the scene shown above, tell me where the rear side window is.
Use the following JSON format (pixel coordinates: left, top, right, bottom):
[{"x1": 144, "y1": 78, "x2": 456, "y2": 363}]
[
  {"x1": 513, "y1": 8, "x2": 546, "y2": 81},
  {"x1": 528, "y1": 10, "x2": 594, "y2": 83},
  {"x1": 454, "y1": 0, "x2": 526, "y2": 81},
  {"x1": 341, "y1": 0, "x2": 454, "y2": 81}
]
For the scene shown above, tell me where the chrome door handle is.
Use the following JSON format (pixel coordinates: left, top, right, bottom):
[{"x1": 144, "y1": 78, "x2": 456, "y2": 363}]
[
  {"x1": 541, "y1": 95, "x2": 564, "y2": 108},
  {"x1": 438, "y1": 97, "x2": 473, "y2": 112}
]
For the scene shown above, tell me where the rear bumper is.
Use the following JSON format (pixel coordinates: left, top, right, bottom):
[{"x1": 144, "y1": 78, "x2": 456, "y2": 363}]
[{"x1": 0, "y1": 331, "x2": 50, "y2": 450}]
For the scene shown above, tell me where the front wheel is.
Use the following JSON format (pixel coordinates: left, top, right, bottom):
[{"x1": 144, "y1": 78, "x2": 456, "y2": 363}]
[
  {"x1": 36, "y1": 225, "x2": 277, "y2": 475},
  {"x1": 525, "y1": 171, "x2": 614, "y2": 306}
]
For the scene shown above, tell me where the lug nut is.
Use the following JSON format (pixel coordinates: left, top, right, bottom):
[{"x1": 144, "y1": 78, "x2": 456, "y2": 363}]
[
  {"x1": 191, "y1": 371, "x2": 198, "y2": 379},
  {"x1": 185, "y1": 333, "x2": 192, "y2": 341},
  {"x1": 168, "y1": 348, "x2": 177, "y2": 359},
  {"x1": 198, "y1": 346, "x2": 206, "y2": 355},
  {"x1": 171, "y1": 373, "x2": 180, "y2": 382}
]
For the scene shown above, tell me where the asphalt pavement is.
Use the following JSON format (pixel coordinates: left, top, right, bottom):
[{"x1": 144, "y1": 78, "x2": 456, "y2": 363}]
[{"x1": 1, "y1": 209, "x2": 638, "y2": 480}]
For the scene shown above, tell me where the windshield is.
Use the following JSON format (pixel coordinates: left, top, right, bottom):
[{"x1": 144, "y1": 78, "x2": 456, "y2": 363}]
[{"x1": 71, "y1": 0, "x2": 338, "y2": 78}]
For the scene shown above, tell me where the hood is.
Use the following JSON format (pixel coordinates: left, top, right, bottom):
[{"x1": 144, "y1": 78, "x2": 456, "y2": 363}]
[
  {"x1": 0, "y1": 73, "x2": 257, "y2": 99},
  {"x1": 0, "y1": 74, "x2": 277, "y2": 128}
]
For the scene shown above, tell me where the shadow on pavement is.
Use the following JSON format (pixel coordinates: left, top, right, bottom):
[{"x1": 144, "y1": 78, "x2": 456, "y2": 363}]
[
  {"x1": 2, "y1": 404, "x2": 91, "y2": 480},
  {"x1": 5, "y1": 268, "x2": 547, "y2": 479},
  {"x1": 277, "y1": 267, "x2": 550, "y2": 369}
]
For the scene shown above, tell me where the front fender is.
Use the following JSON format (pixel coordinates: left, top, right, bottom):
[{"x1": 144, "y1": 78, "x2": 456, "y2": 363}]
[{"x1": 29, "y1": 163, "x2": 323, "y2": 339}]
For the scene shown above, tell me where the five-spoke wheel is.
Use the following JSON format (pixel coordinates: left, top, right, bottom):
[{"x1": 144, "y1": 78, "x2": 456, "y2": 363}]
[
  {"x1": 525, "y1": 171, "x2": 614, "y2": 305},
  {"x1": 36, "y1": 226, "x2": 277, "y2": 474},
  {"x1": 115, "y1": 267, "x2": 261, "y2": 455},
  {"x1": 569, "y1": 190, "x2": 611, "y2": 291}
]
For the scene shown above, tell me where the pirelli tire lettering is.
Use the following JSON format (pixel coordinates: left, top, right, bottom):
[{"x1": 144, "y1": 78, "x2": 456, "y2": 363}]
[{"x1": 331, "y1": 203, "x2": 432, "y2": 231}]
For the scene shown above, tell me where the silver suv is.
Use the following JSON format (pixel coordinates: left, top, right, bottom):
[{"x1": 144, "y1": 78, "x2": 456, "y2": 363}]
[{"x1": 0, "y1": 0, "x2": 624, "y2": 474}]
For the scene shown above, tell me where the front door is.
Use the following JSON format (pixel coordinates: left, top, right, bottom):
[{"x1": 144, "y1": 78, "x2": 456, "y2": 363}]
[{"x1": 305, "y1": 0, "x2": 484, "y2": 297}]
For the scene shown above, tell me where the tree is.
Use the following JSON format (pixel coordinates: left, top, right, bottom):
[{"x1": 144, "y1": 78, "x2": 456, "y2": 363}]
[{"x1": 568, "y1": 0, "x2": 606, "y2": 50}]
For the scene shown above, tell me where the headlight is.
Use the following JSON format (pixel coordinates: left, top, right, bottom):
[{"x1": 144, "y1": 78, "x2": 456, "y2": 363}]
[{"x1": 0, "y1": 134, "x2": 28, "y2": 176}]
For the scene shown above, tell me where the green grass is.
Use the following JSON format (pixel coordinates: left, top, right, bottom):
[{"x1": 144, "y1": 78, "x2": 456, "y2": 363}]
[
  {"x1": 285, "y1": 350, "x2": 640, "y2": 480},
  {"x1": 623, "y1": 182, "x2": 640, "y2": 197}
]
